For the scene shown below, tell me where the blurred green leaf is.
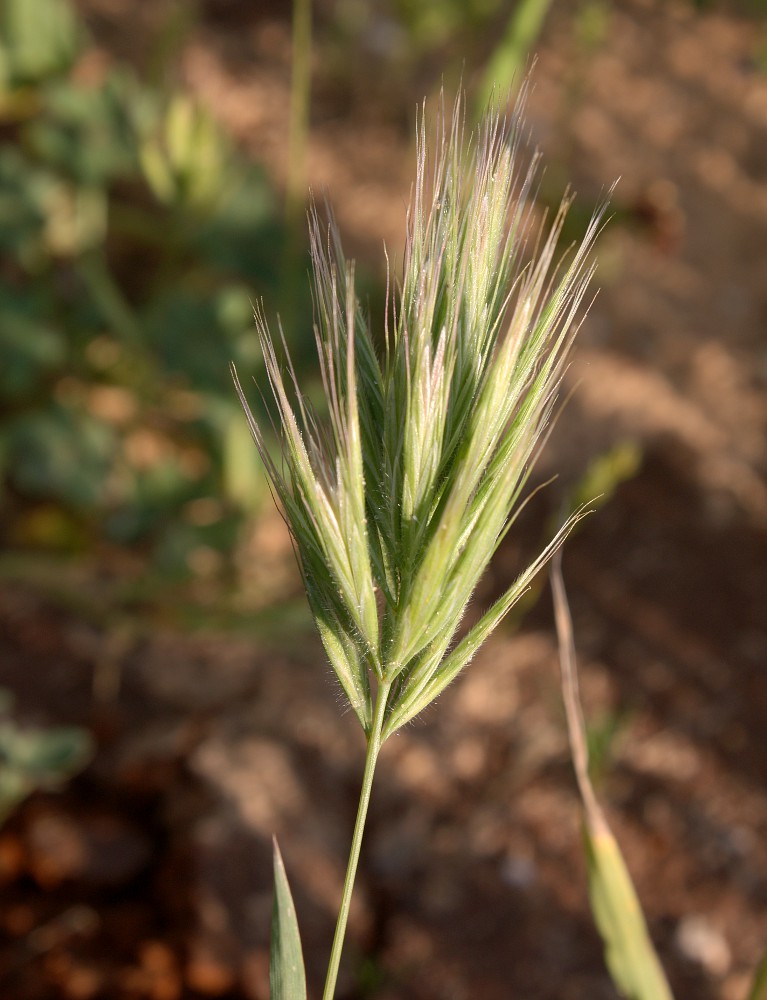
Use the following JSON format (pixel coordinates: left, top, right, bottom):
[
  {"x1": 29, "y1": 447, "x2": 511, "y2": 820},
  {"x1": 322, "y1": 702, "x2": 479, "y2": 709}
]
[
  {"x1": 139, "y1": 94, "x2": 227, "y2": 212},
  {"x1": 77, "y1": 252, "x2": 144, "y2": 343},
  {"x1": 0, "y1": 723, "x2": 92, "y2": 780},
  {"x1": 0, "y1": 148, "x2": 56, "y2": 266},
  {"x1": 0, "y1": 147, "x2": 105, "y2": 261},
  {"x1": 270, "y1": 838, "x2": 307, "y2": 1000},
  {"x1": 0, "y1": 0, "x2": 290, "y2": 569},
  {"x1": 0, "y1": 0, "x2": 82, "y2": 89},
  {"x1": 0, "y1": 292, "x2": 65, "y2": 397},
  {"x1": 145, "y1": 287, "x2": 258, "y2": 394},
  {"x1": 4, "y1": 402, "x2": 117, "y2": 509},
  {"x1": 585, "y1": 708, "x2": 630, "y2": 787},
  {"x1": 195, "y1": 165, "x2": 281, "y2": 279},
  {"x1": 151, "y1": 513, "x2": 240, "y2": 577},
  {"x1": 48, "y1": 184, "x2": 108, "y2": 256},
  {"x1": 29, "y1": 72, "x2": 150, "y2": 184},
  {"x1": 222, "y1": 407, "x2": 267, "y2": 512},
  {"x1": 104, "y1": 455, "x2": 202, "y2": 544},
  {"x1": 570, "y1": 441, "x2": 642, "y2": 516},
  {"x1": 475, "y1": 0, "x2": 555, "y2": 113},
  {"x1": 575, "y1": 0, "x2": 611, "y2": 53},
  {"x1": 0, "y1": 692, "x2": 93, "y2": 825},
  {"x1": 10, "y1": 505, "x2": 89, "y2": 551},
  {"x1": 393, "y1": 0, "x2": 501, "y2": 51},
  {"x1": 747, "y1": 946, "x2": 767, "y2": 1000}
]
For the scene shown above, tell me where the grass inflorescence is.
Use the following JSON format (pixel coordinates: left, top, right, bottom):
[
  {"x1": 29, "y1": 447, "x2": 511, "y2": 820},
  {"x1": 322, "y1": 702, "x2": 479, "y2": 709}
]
[
  {"x1": 235, "y1": 92, "x2": 603, "y2": 738},
  {"x1": 236, "y1": 90, "x2": 609, "y2": 1000}
]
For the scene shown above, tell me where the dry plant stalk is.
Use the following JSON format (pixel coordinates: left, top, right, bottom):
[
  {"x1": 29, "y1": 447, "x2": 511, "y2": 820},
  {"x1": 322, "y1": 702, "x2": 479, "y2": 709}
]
[{"x1": 552, "y1": 553, "x2": 674, "y2": 1000}]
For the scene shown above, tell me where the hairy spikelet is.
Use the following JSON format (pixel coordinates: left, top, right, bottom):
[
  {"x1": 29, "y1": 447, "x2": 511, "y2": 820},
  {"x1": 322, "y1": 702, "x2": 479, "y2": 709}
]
[{"x1": 234, "y1": 92, "x2": 605, "y2": 738}]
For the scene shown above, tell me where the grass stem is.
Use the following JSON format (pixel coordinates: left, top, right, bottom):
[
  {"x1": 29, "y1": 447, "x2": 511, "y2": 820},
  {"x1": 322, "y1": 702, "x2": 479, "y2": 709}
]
[
  {"x1": 321, "y1": 678, "x2": 391, "y2": 1000},
  {"x1": 286, "y1": 0, "x2": 311, "y2": 233}
]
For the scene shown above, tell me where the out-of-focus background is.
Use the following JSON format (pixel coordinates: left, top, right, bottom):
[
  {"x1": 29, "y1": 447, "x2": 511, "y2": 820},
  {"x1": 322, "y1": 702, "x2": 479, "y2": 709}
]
[{"x1": 1, "y1": 1, "x2": 766, "y2": 997}]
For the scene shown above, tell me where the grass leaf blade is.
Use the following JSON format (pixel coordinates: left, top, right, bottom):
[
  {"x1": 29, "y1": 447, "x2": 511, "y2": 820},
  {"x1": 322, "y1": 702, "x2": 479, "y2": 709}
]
[
  {"x1": 551, "y1": 556, "x2": 674, "y2": 1000},
  {"x1": 747, "y1": 946, "x2": 767, "y2": 1000},
  {"x1": 270, "y1": 838, "x2": 307, "y2": 1000},
  {"x1": 585, "y1": 827, "x2": 674, "y2": 1000}
]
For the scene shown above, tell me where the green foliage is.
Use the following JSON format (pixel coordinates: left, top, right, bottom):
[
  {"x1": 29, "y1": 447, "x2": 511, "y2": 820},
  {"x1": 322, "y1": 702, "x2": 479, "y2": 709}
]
[
  {"x1": 139, "y1": 95, "x2": 229, "y2": 211},
  {"x1": 0, "y1": 0, "x2": 303, "y2": 574},
  {"x1": 747, "y1": 946, "x2": 767, "y2": 1000},
  {"x1": 270, "y1": 838, "x2": 307, "y2": 1000},
  {"x1": 324, "y1": 0, "x2": 549, "y2": 111},
  {"x1": 27, "y1": 73, "x2": 146, "y2": 184},
  {"x1": 392, "y1": 0, "x2": 502, "y2": 50},
  {"x1": 286, "y1": 0, "x2": 312, "y2": 232},
  {"x1": 569, "y1": 440, "x2": 642, "y2": 517},
  {"x1": 475, "y1": 0, "x2": 556, "y2": 114},
  {"x1": 0, "y1": 289, "x2": 65, "y2": 397},
  {"x1": 0, "y1": 0, "x2": 82, "y2": 90},
  {"x1": 574, "y1": 0, "x2": 611, "y2": 53},
  {"x1": 0, "y1": 689, "x2": 93, "y2": 825},
  {"x1": 4, "y1": 402, "x2": 116, "y2": 509}
]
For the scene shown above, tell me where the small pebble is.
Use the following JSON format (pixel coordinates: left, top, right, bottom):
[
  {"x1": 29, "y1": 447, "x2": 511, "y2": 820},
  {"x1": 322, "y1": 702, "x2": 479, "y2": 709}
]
[
  {"x1": 500, "y1": 853, "x2": 537, "y2": 890},
  {"x1": 675, "y1": 914, "x2": 731, "y2": 976}
]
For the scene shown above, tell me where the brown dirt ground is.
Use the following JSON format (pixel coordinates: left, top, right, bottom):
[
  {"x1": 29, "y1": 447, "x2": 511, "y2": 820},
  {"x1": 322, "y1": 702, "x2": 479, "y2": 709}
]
[{"x1": 1, "y1": 1, "x2": 767, "y2": 998}]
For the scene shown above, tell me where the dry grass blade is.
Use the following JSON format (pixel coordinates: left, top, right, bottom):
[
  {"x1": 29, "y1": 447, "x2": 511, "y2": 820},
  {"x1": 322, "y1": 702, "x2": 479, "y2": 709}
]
[{"x1": 551, "y1": 553, "x2": 674, "y2": 1000}]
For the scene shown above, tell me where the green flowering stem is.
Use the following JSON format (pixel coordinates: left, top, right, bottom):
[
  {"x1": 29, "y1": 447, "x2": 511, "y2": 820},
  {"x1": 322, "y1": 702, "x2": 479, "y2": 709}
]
[{"x1": 322, "y1": 677, "x2": 391, "y2": 1000}]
